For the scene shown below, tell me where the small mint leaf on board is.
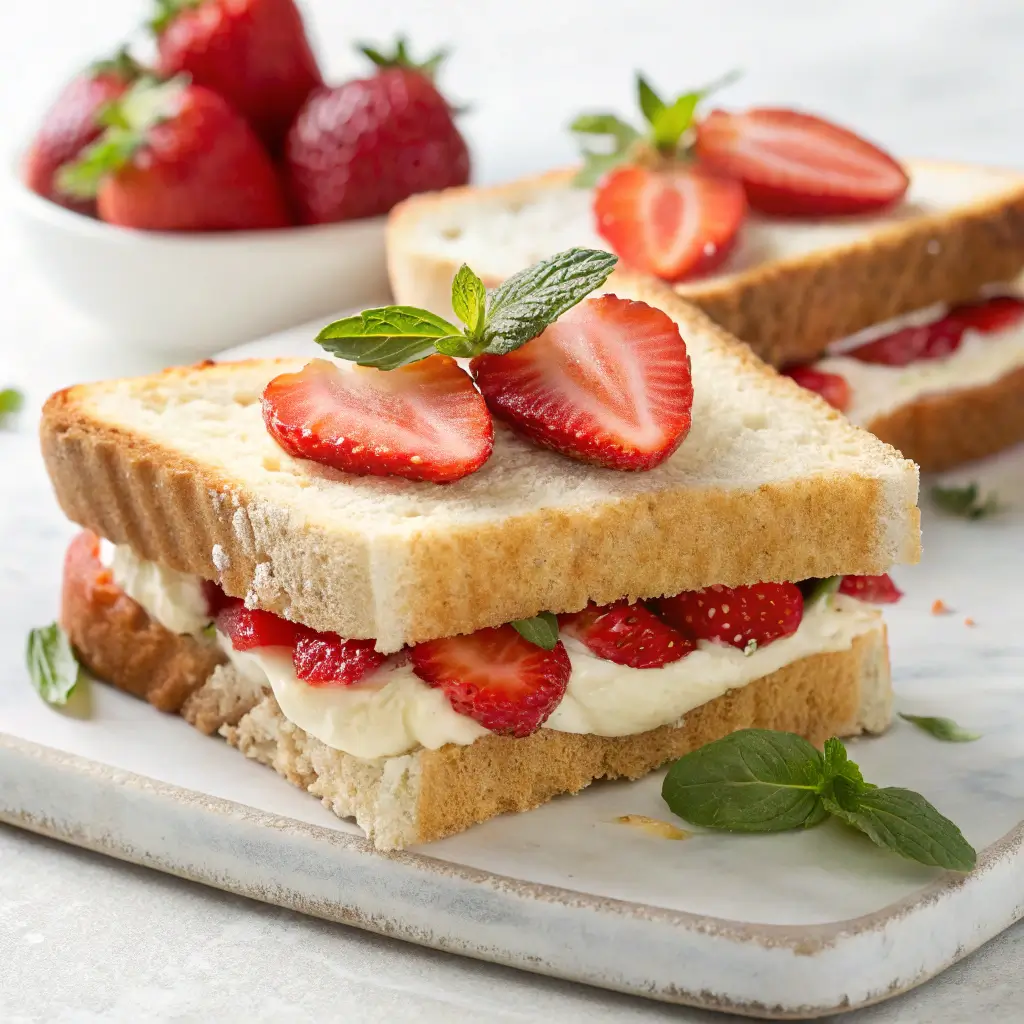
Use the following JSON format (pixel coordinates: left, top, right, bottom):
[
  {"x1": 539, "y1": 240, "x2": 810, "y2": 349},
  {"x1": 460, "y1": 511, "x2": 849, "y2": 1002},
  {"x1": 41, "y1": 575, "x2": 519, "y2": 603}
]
[
  {"x1": 26, "y1": 623, "x2": 82, "y2": 706},
  {"x1": 511, "y1": 611, "x2": 560, "y2": 651},
  {"x1": 450, "y1": 264, "x2": 487, "y2": 341},
  {"x1": 931, "y1": 482, "x2": 1002, "y2": 520},
  {"x1": 316, "y1": 306, "x2": 465, "y2": 369},
  {"x1": 0, "y1": 387, "x2": 24, "y2": 427},
  {"x1": 481, "y1": 248, "x2": 618, "y2": 355},
  {"x1": 822, "y1": 786, "x2": 976, "y2": 872},
  {"x1": 899, "y1": 713, "x2": 981, "y2": 743},
  {"x1": 661, "y1": 729, "x2": 827, "y2": 832}
]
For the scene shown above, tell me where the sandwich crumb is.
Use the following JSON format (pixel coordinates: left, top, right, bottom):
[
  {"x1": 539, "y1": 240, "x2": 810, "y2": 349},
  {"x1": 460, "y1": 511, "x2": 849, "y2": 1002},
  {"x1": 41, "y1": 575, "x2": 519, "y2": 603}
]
[
  {"x1": 964, "y1": 617, "x2": 976, "y2": 627},
  {"x1": 614, "y1": 815, "x2": 691, "y2": 840},
  {"x1": 931, "y1": 599, "x2": 951, "y2": 615}
]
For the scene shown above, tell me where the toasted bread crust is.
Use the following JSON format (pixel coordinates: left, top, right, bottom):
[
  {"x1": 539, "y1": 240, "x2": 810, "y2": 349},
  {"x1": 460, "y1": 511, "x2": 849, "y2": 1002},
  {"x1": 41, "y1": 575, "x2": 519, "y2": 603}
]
[
  {"x1": 39, "y1": 280, "x2": 920, "y2": 649},
  {"x1": 865, "y1": 365, "x2": 1024, "y2": 473},
  {"x1": 387, "y1": 161, "x2": 1024, "y2": 366}
]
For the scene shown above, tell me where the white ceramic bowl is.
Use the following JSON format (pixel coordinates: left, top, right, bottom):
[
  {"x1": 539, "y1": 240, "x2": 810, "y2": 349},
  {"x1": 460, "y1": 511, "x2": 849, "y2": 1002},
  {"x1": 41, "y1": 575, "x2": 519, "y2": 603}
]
[{"x1": 5, "y1": 163, "x2": 390, "y2": 359}]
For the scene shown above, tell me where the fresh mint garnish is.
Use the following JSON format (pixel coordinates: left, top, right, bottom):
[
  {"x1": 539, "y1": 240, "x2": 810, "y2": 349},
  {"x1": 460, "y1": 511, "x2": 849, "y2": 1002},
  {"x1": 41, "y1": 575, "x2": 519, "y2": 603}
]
[
  {"x1": 317, "y1": 248, "x2": 618, "y2": 370},
  {"x1": 930, "y1": 482, "x2": 1002, "y2": 520},
  {"x1": 899, "y1": 713, "x2": 980, "y2": 743},
  {"x1": 0, "y1": 388, "x2": 23, "y2": 428},
  {"x1": 570, "y1": 69, "x2": 740, "y2": 187},
  {"x1": 662, "y1": 729, "x2": 976, "y2": 871},
  {"x1": 26, "y1": 623, "x2": 83, "y2": 706},
  {"x1": 511, "y1": 612, "x2": 560, "y2": 651},
  {"x1": 803, "y1": 576, "x2": 842, "y2": 606}
]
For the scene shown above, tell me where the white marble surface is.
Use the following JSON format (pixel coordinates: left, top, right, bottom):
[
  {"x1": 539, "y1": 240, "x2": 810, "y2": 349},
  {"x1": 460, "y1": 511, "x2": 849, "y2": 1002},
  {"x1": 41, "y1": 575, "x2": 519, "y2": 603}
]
[{"x1": 2, "y1": 0, "x2": 1024, "y2": 1020}]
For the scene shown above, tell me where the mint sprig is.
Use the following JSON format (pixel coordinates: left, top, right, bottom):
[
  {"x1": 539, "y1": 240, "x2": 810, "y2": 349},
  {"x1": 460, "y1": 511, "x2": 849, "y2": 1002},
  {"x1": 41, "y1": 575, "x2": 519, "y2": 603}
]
[
  {"x1": 26, "y1": 623, "x2": 83, "y2": 706},
  {"x1": 662, "y1": 729, "x2": 976, "y2": 872},
  {"x1": 931, "y1": 482, "x2": 1003, "y2": 520},
  {"x1": 0, "y1": 387, "x2": 23, "y2": 428},
  {"x1": 570, "y1": 69, "x2": 740, "y2": 187},
  {"x1": 900, "y1": 714, "x2": 981, "y2": 743},
  {"x1": 511, "y1": 612, "x2": 560, "y2": 651},
  {"x1": 316, "y1": 248, "x2": 618, "y2": 370}
]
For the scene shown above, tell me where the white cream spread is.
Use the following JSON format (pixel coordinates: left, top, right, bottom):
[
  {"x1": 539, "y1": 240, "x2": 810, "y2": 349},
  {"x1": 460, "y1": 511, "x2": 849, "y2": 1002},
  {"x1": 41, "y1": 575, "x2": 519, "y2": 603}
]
[
  {"x1": 103, "y1": 542, "x2": 879, "y2": 759},
  {"x1": 814, "y1": 285, "x2": 1024, "y2": 425}
]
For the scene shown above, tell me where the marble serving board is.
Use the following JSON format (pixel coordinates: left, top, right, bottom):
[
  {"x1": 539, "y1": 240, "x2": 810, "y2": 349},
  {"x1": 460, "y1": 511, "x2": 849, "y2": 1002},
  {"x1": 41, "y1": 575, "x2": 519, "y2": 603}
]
[{"x1": 2, "y1": 325, "x2": 1024, "y2": 1018}]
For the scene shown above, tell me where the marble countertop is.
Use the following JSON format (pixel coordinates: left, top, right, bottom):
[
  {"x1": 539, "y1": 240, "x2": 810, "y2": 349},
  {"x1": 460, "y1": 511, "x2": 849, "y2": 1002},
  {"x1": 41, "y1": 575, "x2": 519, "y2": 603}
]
[{"x1": 2, "y1": 0, "x2": 1024, "y2": 1020}]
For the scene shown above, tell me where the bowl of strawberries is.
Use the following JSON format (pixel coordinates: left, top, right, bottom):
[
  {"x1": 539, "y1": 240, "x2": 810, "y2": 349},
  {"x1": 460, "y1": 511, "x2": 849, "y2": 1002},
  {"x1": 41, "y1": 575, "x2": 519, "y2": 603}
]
[{"x1": 9, "y1": 1, "x2": 471, "y2": 357}]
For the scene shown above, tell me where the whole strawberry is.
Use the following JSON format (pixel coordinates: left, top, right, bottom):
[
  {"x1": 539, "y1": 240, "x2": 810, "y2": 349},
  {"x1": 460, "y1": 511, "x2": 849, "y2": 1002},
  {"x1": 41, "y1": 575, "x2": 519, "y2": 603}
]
[
  {"x1": 22, "y1": 48, "x2": 143, "y2": 214},
  {"x1": 58, "y1": 77, "x2": 291, "y2": 231},
  {"x1": 284, "y1": 39, "x2": 470, "y2": 224},
  {"x1": 151, "y1": 0, "x2": 323, "y2": 151}
]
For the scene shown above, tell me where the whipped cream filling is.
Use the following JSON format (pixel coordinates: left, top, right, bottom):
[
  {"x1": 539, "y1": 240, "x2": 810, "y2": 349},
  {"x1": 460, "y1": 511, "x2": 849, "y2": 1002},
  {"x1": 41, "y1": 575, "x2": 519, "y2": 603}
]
[
  {"x1": 104, "y1": 542, "x2": 880, "y2": 759},
  {"x1": 814, "y1": 284, "x2": 1024, "y2": 425}
]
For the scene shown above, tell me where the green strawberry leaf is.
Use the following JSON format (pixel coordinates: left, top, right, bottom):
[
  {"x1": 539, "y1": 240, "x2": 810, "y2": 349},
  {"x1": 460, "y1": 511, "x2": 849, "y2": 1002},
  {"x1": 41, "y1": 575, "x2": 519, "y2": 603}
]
[
  {"x1": 149, "y1": 0, "x2": 201, "y2": 35},
  {"x1": 26, "y1": 623, "x2": 83, "y2": 706},
  {"x1": 358, "y1": 37, "x2": 448, "y2": 81},
  {"x1": 636, "y1": 74, "x2": 666, "y2": 125},
  {"x1": 510, "y1": 611, "x2": 560, "y2": 651},
  {"x1": 480, "y1": 248, "x2": 618, "y2": 355},
  {"x1": 450, "y1": 264, "x2": 487, "y2": 341},
  {"x1": 573, "y1": 150, "x2": 634, "y2": 188},
  {"x1": 650, "y1": 91, "x2": 701, "y2": 149},
  {"x1": 316, "y1": 307, "x2": 466, "y2": 369},
  {"x1": 931, "y1": 482, "x2": 1003, "y2": 520},
  {"x1": 899, "y1": 714, "x2": 981, "y2": 743},
  {"x1": 570, "y1": 113, "x2": 642, "y2": 148},
  {"x1": 0, "y1": 387, "x2": 23, "y2": 428}
]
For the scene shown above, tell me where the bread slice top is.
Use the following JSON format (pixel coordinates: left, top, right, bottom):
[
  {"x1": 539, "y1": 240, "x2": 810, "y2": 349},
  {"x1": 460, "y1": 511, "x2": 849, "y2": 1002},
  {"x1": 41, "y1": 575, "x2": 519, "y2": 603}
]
[
  {"x1": 41, "y1": 274, "x2": 919, "y2": 652},
  {"x1": 388, "y1": 159, "x2": 1024, "y2": 365}
]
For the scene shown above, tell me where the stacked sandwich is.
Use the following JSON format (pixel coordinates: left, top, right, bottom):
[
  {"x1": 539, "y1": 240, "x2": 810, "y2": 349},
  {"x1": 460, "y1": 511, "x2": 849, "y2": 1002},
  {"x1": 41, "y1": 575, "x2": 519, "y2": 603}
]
[{"x1": 40, "y1": 249, "x2": 920, "y2": 849}]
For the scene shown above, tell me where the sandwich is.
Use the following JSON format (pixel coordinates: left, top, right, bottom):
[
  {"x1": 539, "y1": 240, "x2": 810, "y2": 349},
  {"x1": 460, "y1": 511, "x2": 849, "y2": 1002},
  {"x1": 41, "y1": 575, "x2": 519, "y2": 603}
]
[
  {"x1": 386, "y1": 78, "x2": 1024, "y2": 470},
  {"x1": 39, "y1": 253, "x2": 920, "y2": 850}
]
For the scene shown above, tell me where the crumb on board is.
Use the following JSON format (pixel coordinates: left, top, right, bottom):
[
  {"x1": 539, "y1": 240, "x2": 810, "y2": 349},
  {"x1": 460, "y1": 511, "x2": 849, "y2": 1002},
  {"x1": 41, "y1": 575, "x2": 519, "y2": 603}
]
[
  {"x1": 964, "y1": 617, "x2": 976, "y2": 627},
  {"x1": 614, "y1": 815, "x2": 691, "y2": 840},
  {"x1": 932, "y1": 599, "x2": 952, "y2": 615}
]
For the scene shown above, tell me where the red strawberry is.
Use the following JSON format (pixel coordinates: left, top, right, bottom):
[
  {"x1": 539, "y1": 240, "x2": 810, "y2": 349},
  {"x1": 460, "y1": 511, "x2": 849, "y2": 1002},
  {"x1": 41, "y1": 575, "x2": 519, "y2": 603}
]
[
  {"x1": 151, "y1": 0, "x2": 322, "y2": 151},
  {"x1": 262, "y1": 356, "x2": 493, "y2": 482},
  {"x1": 783, "y1": 365, "x2": 851, "y2": 412},
  {"x1": 57, "y1": 78, "x2": 291, "y2": 231},
  {"x1": 593, "y1": 164, "x2": 746, "y2": 281},
  {"x1": 947, "y1": 295, "x2": 1024, "y2": 335},
  {"x1": 695, "y1": 108, "x2": 909, "y2": 217},
  {"x1": 838, "y1": 574, "x2": 903, "y2": 604},
  {"x1": 284, "y1": 43, "x2": 469, "y2": 223},
  {"x1": 411, "y1": 625, "x2": 571, "y2": 737},
  {"x1": 471, "y1": 295, "x2": 693, "y2": 471},
  {"x1": 201, "y1": 579, "x2": 231, "y2": 616},
  {"x1": 657, "y1": 582, "x2": 804, "y2": 651},
  {"x1": 215, "y1": 598, "x2": 301, "y2": 650},
  {"x1": 292, "y1": 632, "x2": 386, "y2": 687},
  {"x1": 846, "y1": 319, "x2": 963, "y2": 366},
  {"x1": 22, "y1": 49, "x2": 142, "y2": 214},
  {"x1": 559, "y1": 601, "x2": 695, "y2": 668}
]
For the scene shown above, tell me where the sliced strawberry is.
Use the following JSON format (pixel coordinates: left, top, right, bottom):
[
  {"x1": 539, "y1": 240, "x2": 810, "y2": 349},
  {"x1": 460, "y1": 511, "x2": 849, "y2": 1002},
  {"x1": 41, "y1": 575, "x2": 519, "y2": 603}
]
[
  {"x1": 411, "y1": 625, "x2": 571, "y2": 737},
  {"x1": 471, "y1": 295, "x2": 693, "y2": 471},
  {"x1": 838, "y1": 574, "x2": 903, "y2": 604},
  {"x1": 783, "y1": 365, "x2": 851, "y2": 412},
  {"x1": 592, "y1": 164, "x2": 746, "y2": 281},
  {"x1": 657, "y1": 582, "x2": 804, "y2": 651},
  {"x1": 947, "y1": 295, "x2": 1024, "y2": 335},
  {"x1": 559, "y1": 601, "x2": 695, "y2": 668},
  {"x1": 262, "y1": 356, "x2": 494, "y2": 483},
  {"x1": 215, "y1": 598, "x2": 300, "y2": 650},
  {"x1": 292, "y1": 632, "x2": 386, "y2": 687},
  {"x1": 846, "y1": 319, "x2": 964, "y2": 366},
  {"x1": 695, "y1": 108, "x2": 909, "y2": 217}
]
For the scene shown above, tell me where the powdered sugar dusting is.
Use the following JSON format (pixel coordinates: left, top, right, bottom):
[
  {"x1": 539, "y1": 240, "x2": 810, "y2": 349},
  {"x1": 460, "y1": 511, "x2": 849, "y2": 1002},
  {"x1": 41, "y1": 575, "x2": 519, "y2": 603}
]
[{"x1": 212, "y1": 544, "x2": 230, "y2": 573}]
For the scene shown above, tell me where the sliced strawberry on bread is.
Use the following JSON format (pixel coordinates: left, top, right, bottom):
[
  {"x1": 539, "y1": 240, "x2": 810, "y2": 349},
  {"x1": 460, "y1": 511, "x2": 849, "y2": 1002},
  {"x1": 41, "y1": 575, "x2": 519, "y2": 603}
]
[
  {"x1": 216, "y1": 599, "x2": 301, "y2": 650},
  {"x1": 695, "y1": 107, "x2": 909, "y2": 217},
  {"x1": 262, "y1": 356, "x2": 494, "y2": 483},
  {"x1": 838, "y1": 574, "x2": 903, "y2": 604},
  {"x1": 292, "y1": 633, "x2": 386, "y2": 686},
  {"x1": 783, "y1": 365, "x2": 851, "y2": 411},
  {"x1": 411, "y1": 625, "x2": 571, "y2": 736},
  {"x1": 560, "y1": 601, "x2": 695, "y2": 668},
  {"x1": 471, "y1": 295, "x2": 693, "y2": 471}
]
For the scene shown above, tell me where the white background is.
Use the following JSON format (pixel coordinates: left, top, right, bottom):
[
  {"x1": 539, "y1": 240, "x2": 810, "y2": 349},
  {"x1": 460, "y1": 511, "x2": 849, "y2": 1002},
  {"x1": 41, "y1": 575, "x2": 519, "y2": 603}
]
[{"x1": 2, "y1": 1, "x2": 1024, "y2": 1020}]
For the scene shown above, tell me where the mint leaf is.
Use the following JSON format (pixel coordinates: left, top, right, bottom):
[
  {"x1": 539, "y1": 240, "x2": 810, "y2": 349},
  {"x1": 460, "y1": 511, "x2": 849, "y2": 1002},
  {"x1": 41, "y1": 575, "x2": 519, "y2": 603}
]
[
  {"x1": 803, "y1": 576, "x2": 842, "y2": 606},
  {"x1": 511, "y1": 612, "x2": 560, "y2": 651},
  {"x1": 26, "y1": 623, "x2": 82, "y2": 706},
  {"x1": 450, "y1": 264, "x2": 487, "y2": 341},
  {"x1": 823, "y1": 786, "x2": 976, "y2": 872},
  {"x1": 0, "y1": 387, "x2": 23, "y2": 427},
  {"x1": 931, "y1": 482, "x2": 1002, "y2": 520},
  {"x1": 481, "y1": 248, "x2": 618, "y2": 355},
  {"x1": 662, "y1": 729, "x2": 827, "y2": 832},
  {"x1": 900, "y1": 713, "x2": 981, "y2": 743},
  {"x1": 316, "y1": 306, "x2": 465, "y2": 369},
  {"x1": 636, "y1": 74, "x2": 666, "y2": 125}
]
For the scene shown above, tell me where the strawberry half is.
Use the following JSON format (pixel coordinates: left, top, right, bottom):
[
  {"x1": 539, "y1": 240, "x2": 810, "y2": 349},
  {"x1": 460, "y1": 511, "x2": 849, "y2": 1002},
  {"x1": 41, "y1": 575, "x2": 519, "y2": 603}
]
[
  {"x1": 948, "y1": 295, "x2": 1024, "y2": 335},
  {"x1": 593, "y1": 164, "x2": 746, "y2": 281},
  {"x1": 411, "y1": 625, "x2": 571, "y2": 737},
  {"x1": 695, "y1": 108, "x2": 909, "y2": 217},
  {"x1": 215, "y1": 598, "x2": 300, "y2": 650},
  {"x1": 292, "y1": 632, "x2": 386, "y2": 686},
  {"x1": 262, "y1": 356, "x2": 494, "y2": 483},
  {"x1": 559, "y1": 601, "x2": 695, "y2": 668},
  {"x1": 838, "y1": 574, "x2": 903, "y2": 604},
  {"x1": 471, "y1": 295, "x2": 693, "y2": 471},
  {"x1": 783, "y1": 365, "x2": 851, "y2": 412},
  {"x1": 657, "y1": 582, "x2": 804, "y2": 651}
]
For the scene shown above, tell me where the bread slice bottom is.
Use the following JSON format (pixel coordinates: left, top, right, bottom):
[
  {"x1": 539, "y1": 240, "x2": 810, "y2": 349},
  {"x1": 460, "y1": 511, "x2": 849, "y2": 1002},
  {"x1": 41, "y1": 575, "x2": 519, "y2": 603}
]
[{"x1": 61, "y1": 545, "x2": 893, "y2": 850}]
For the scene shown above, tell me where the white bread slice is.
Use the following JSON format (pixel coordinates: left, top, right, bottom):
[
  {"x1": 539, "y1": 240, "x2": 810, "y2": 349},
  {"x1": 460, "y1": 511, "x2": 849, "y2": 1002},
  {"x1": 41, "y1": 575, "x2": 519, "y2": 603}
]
[
  {"x1": 387, "y1": 160, "x2": 1024, "y2": 366},
  {"x1": 41, "y1": 275, "x2": 919, "y2": 652}
]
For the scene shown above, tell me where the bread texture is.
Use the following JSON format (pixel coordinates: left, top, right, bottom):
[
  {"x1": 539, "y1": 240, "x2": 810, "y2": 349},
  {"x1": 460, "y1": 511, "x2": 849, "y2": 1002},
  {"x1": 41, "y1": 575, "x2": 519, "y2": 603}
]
[
  {"x1": 40, "y1": 275, "x2": 920, "y2": 652},
  {"x1": 60, "y1": 542, "x2": 892, "y2": 850},
  {"x1": 387, "y1": 160, "x2": 1024, "y2": 366}
]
